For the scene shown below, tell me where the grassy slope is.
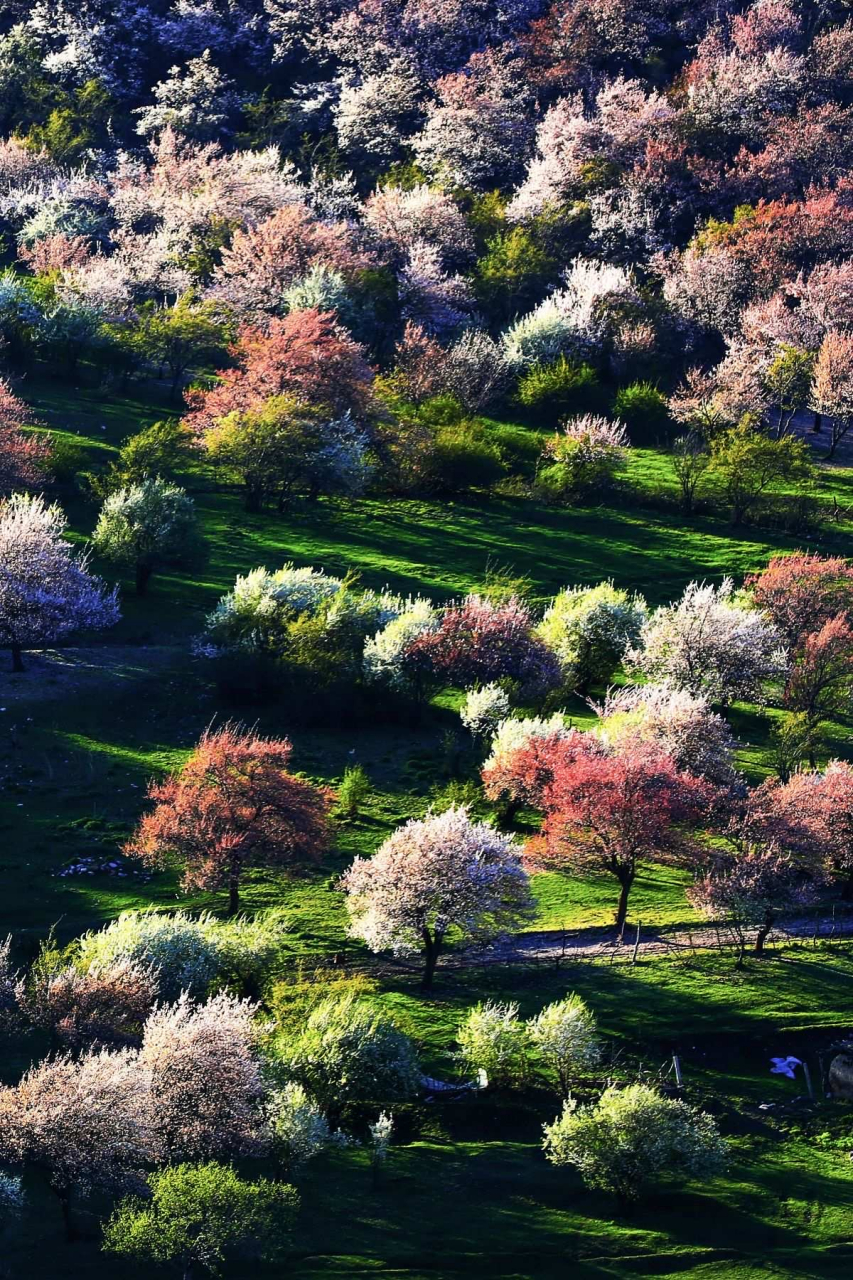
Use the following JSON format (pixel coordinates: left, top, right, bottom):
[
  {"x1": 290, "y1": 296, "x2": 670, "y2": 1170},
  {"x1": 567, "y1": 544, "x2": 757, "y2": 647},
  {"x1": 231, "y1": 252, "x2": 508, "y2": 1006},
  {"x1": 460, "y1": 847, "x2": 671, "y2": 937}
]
[{"x1": 3, "y1": 373, "x2": 853, "y2": 1278}]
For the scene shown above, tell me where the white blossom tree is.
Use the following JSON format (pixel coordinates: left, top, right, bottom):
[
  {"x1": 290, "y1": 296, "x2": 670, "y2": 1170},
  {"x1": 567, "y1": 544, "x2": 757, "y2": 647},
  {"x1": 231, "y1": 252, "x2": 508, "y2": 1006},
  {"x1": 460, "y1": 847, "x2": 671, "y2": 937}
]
[
  {"x1": 135, "y1": 50, "x2": 244, "y2": 140},
  {"x1": 139, "y1": 991, "x2": 265, "y2": 1161},
  {"x1": 593, "y1": 682, "x2": 742, "y2": 789},
  {"x1": 341, "y1": 805, "x2": 534, "y2": 987},
  {"x1": 92, "y1": 477, "x2": 200, "y2": 596},
  {"x1": 528, "y1": 995, "x2": 600, "y2": 1099},
  {"x1": 0, "y1": 1047, "x2": 154, "y2": 1240},
  {"x1": 626, "y1": 579, "x2": 787, "y2": 705},
  {"x1": 0, "y1": 493, "x2": 119, "y2": 671}
]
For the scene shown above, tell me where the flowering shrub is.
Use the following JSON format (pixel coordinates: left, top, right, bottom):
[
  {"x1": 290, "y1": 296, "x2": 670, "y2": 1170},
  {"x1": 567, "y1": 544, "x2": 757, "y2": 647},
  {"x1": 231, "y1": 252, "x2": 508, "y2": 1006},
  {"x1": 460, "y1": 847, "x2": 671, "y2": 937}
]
[
  {"x1": 267, "y1": 1082, "x2": 341, "y2": 1168},
  {"x1": 594, "y1": 683, "x2": 741, "y2": 789},
  {"x1": 25, "y1": 957, "x2": 158, "y2": 1048},
  {"x1": 543, "y1": 1084, "x2": 726, "y2": 1203},
  {"x1": 481, "y1": 715, "x2": 586, "y2": 808},
  {"x1": 528, "y1": 996, "x2": 600, "y2": 1098},
  {"x1": 140, "y1": 992, "x2": 265, "y2": 1161},
  {"x1": 627, "y1": 579, "x2": 787, "y2": 704},
  {"x1": 274, "y1": 994, "x2": 420, "y2": 1110},
  {"x1": 406, "y1": 594, "x2": 562, "y2": 700},
  {"x1": 539, "y1": 414, "x2": 629, "y2": 501},
  {"x1": 457, "y1": 1001, "x2": 528, "y2": 1087},
  {"x1": 459, "y1": 683, "x2": 512, "y2": 740},
  {"x1": 78, "y1": 911, "x2": 222, "y2": 1001},
  {"x1": 537, "y1": 581, "x2": 646, "y2": 691}
]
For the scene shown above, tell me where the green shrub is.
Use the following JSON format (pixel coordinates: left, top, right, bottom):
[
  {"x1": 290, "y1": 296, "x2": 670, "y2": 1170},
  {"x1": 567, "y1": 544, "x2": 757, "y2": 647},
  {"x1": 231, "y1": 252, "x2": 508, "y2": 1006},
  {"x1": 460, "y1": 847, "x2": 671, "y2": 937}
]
[
  {"x1": 516, "y1": 357, "x2": 600, "y2": 421},
  {"x1": 432, "y1": 421, "x2": 505, "y2": 493},
  {"x1": 273, "y1": 993, "x2": 420, "y2": 1113},
  {"x1": 543, "y1": 1083, "x2": 726, "y2": 1205},
  {"x1": 611, "y1": 382, "x2": 671, "y2": 444},
  {"x1": 104, "y1": 1162, "x2": 298, "y2": 1276},
  {"x1": 336, "y1": 764, "x2": 371, "y2": 819},
  {"x1": 457, "y1": 1000, "x2": 529, "y2": 1087}
]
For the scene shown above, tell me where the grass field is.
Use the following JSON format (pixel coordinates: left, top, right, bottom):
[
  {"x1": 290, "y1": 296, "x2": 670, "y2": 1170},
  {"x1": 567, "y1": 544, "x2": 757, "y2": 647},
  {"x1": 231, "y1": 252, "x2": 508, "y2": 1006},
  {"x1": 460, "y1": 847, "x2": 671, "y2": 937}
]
[{"x1": 3, "y1": 369, "x2": 853, "y2": 1278}]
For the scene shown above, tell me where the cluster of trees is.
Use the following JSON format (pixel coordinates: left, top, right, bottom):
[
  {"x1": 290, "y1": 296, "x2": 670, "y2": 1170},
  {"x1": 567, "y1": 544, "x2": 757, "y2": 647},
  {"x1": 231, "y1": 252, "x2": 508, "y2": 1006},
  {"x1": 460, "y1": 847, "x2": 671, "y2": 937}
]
[
  {"x1": 0, "y1": 900, "x2": 728, "y2": 1269},
  {"x1": 2, "y1": 0, "x2": 853, "y2": 524}
]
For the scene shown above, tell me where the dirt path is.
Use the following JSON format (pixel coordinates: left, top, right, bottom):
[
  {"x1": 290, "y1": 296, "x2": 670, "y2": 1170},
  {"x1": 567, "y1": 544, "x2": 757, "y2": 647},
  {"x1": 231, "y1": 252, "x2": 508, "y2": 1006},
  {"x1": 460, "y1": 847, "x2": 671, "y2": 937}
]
[{"x1": 457, "y1": 911, "x2": 853, "y2": 968}]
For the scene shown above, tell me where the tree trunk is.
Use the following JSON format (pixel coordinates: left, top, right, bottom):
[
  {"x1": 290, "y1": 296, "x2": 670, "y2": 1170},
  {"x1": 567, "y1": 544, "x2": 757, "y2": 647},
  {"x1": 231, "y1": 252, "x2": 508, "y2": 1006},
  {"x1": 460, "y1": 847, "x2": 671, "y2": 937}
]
[
  {"x1": 245, "y1": 487, "x2": 263, "y2": 513},
  {"x1": 227, "y1": 862, "x2": 241, "y2": 916},
  {"x1": 842, "y1": 868, "x2": 853, "y2": 902},
  {"x1": 614, "y1": 873, "x2": 634, "y2": 937},
  {"x1": 57, "y1": 1191, "x2": 77, "y2": 1243},
  {"x1": 421, "y1": 930, "x2": 441, "y2": 990},
  {"x1": 183, "y1": 1266, "x2": 194, "y2": 1280},
  {"x1": 10, "y1": 641, "x2": 23, "y2": 673},
  {"x1": 754, "y1": 913, "x2": 774, "y2": 956},
  {"x1": 135, "y1": 562, "x2": 153, "y2": 596}
]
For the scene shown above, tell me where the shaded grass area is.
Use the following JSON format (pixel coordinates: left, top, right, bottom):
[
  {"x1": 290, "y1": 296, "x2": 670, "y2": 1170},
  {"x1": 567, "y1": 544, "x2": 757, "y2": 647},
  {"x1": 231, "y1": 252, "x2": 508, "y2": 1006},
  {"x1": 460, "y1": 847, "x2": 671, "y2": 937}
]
[
  {"x1": 3, "y1": 372, "x2": 853, "y2": 1278},
  {"x1": 4, "y1": 946, "x2": 853, "y2": 1278}
]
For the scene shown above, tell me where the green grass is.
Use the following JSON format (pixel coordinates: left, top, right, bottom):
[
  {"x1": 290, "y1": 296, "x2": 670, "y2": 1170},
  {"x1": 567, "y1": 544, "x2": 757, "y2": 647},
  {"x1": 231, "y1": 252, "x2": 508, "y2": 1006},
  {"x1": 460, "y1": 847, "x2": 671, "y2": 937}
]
[{"x1": 4, "y1": 371, "x2": 853, "y2": 1279}]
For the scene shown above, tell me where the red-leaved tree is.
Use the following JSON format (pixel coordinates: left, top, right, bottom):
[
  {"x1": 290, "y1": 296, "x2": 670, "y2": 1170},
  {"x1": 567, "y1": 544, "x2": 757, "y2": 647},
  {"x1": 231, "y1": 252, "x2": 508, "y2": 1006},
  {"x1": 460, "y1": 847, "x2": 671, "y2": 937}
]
[
  {"x1": 0, "y1": 379, "x2": 49, "y2": 493},
  {"x1": 533, "y1": 741, "x2": 713, "y2": 933},
  {"x1": 125, "y1": 723, "x2": 331, "y2": 914},
  {"x1": 783, "y1": 615, "x2": 853, "y2": 724},
  {"x1": 745, "y1": 761, "x2": 853, "y2": 896},
  {"x1": 747, "y1": 552, "x2": 853, "y2": 648},
  {"x1": 185, "y1": 309, "x2": 374, "y2": 432},
  {"x1": 406, "y1": 595, "x2": 562, "y2": 700}
]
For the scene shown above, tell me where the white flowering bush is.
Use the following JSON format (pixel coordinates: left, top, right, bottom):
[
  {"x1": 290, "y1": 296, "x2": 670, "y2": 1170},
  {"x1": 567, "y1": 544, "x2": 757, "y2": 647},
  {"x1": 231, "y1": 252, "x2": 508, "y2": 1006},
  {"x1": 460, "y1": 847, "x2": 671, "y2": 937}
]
[
  {"x1": 484, "y1": 714, "x2": 572, "y2": 768},
  {"x1": 362, "y1": 597, "x2": 439, "y2": 692},
  {"x1": 527, "y1": 996, "x2": 600, "y2": 1098},
  {"x1": 538, "y1": 582, "x2": 647, "y2": 691},
  {"x1": 540, "y1": 415, "x2": 629, "y2": 501},
  {"x1": 92, "y1": 477, "x2": 199, "y2": 595},
  {"x1": 369, "y1": 1111, "x2": 394, "y2": 1177},
  {"x1": 274, "y1": 994, "x2": 420, "y2": 1111},
  {"x1": 267, "y1": 1082, "x2": 339, "y2": 1169},
  {"x1": 309, "y1": 412, "x2": 375, "y2": 498},
  {"x1": 626, "y1": 578, "x2": 787, "y2": 704},
  {"x1": 77, "y1": 911, "x2": 220, "y2": 1001},
  {"x1": 503, "y1": 259, "x2": 638, "y2": 370},
  {"x1": 283, "y1": 264, "x2": 350, "y2": 317},
  {"x1": 204, "y1": 563, "x2": 345, "y2": 654},
  {"x1": 77, "y1": 909, "x2": 287, "y2": 1001},
  {"x1": 502, "y1": 294, "x2": 577, "y2": 371},
  {"x1": 457, "y1": 1001, "x2": 528, "y2": 1087},
  {"x1": 543, "y1": 1084, "x2": 726, "y2": 1204},
  {"x1": 594, "y1": 682, "x2": 742, "y2": 788},
  {"x1": 459, "y1": 683, "x2": 512, "y2": 740}
]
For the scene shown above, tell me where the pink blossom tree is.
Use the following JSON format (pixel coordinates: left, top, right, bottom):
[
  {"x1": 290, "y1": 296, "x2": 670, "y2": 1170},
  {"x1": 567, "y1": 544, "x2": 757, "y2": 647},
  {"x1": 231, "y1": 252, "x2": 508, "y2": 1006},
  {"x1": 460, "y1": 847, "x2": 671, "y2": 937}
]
[
  {"x1": 747, "y1": 553, "x2": 853, "y2": 648},
  {"x1": 0, "y1": 1047, "x2": 154, "y2": 1240},
  {"x1": 689, "y1": 845, "x2": 811, "y2": 964},
  {"x1": 405, "y1": 594, "x2": 562, "y2": 700}
]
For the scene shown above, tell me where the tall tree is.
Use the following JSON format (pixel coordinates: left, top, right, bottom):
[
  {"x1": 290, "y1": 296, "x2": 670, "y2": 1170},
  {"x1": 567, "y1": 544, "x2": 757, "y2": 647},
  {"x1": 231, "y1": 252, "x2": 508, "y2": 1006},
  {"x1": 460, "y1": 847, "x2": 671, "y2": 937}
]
[
  {"x1": 0, "y1": 493, "x2": 119, "y2": 672},
  {"x1": 125, "y1": 723, "x2": 331, "y2": 914},
  {"x1": 342, "y1": 806, "x2": 534, "y2": 988}
]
